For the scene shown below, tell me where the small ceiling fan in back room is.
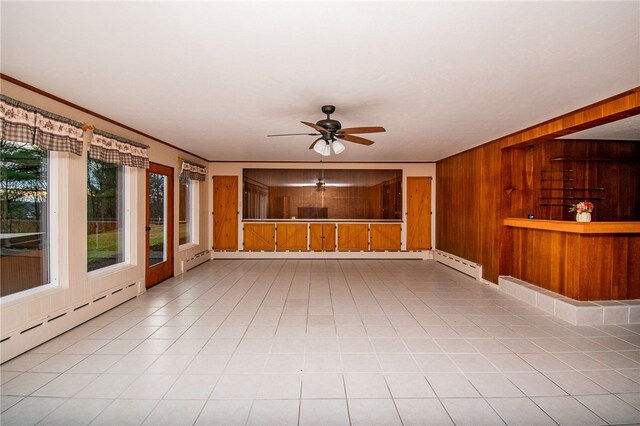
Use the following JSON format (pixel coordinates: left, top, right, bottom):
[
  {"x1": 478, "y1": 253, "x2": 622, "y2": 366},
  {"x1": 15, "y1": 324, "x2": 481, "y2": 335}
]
[{"x1": 268, "y1": 105, "x2": 386, "y2": 156}]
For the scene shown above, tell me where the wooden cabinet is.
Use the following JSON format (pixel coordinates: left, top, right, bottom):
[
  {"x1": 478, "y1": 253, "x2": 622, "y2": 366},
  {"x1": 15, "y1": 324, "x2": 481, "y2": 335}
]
[
  {"x1": 407, "y1": 177, "x2": 432, "y2": 250},
  {"x1": 370, "y1": 224, "x2": 401, "y2": 250},
  {"x1": 276, "y1": 223, "x2": 307, "y2": 250},
  {"x1": 338, "y1": 224, "x2": 369, "y2": 250},
  {"x1": 309, "y1": 223, "x2": 336, "y2": 251},
  {"x1": 213, "y1": 176, "x2": 238, "y2": 250},
  {"x1": 244, "y1": 223, "x2": 275, "y2": 250}
]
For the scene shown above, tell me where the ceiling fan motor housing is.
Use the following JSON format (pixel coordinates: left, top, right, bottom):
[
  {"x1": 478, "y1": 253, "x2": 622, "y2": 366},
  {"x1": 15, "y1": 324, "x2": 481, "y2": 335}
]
[
  {"x1": 316, "y1": 118, "x2": 342, "y2": 133},
  {"x1": 317, "y1": 105, "x2": 341, "y2": 133}
]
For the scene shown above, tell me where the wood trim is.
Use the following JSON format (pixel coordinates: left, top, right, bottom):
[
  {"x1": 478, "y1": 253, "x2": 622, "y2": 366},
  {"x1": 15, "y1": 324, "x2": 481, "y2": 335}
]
[
  {"x1": 439, "y1": 87, "x2": 640, "y2": 161},
  {"x1": 1, "y1": 73, "x2": 208, "y2": 162},
  {"x1": 504, "y1": 218, "x2": 640, "y2": 234},
  {"x1": 499, "y1": 88, "x2": 640, "y2": 149}
]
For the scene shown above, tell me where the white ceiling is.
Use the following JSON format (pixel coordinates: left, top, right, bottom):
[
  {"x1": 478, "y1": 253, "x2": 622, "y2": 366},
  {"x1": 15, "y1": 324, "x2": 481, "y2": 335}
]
[{"x1": 1, "y1": 1, "x2": 638, "y2": 162}]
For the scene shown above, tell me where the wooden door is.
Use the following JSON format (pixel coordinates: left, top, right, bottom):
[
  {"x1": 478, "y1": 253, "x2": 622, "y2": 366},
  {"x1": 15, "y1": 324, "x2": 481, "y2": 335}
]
[
  {"x1": 146, "y1": 163, "x2": 174, "y2": 288},
  {"x1": 322, "y1": 224, "x2": 336, "y2": 251},
  {"x1": 244, "y1": 223, "x2": 275, "y2": 250},
  {"x1": 276, "y1": 223, "x2": 307, "y2": 250},
  {"x1": 338, "y1": 224, "x2": 369, "y2": 251},
  {"x1": 370, "y1": 224, "x2": 401, "y2": 250},
  {"x1": 407, "y1": 177, "x2": 432, "y2": 250},
  {"x1": 213, "y1": 176, "x2": 238, "y2": 250},
  {"x1": 310, "y1": 224, "x2": 336, "y2": 251}
]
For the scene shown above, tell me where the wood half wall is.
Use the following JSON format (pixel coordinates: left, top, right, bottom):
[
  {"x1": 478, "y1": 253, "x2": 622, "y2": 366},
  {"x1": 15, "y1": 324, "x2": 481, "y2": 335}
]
[{"x1": 436, "y1": 87, "x2": 640, "y2": 284}]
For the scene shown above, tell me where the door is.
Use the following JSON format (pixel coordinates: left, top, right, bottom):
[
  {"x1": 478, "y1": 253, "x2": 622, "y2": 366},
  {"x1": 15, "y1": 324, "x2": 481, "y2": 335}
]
[
  {"x1": 407, "y1": 176, "x2": 432, "y2": 250},
  {"x1": 146, "y1": 163, "x2": 174, "y2": 288},
  {"x1": 213, "y1": 176, "x2": 238, "y2": 250}
]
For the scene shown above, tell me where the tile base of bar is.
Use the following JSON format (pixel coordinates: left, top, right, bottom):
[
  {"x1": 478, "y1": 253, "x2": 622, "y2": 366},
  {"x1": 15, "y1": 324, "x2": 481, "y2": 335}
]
[{"x1": 498, "y1": 276, "x2": 640, "y2": 326}]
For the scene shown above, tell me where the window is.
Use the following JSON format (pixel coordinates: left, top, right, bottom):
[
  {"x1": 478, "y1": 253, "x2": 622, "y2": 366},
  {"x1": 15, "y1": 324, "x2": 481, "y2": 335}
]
[
  {"x1": 0, "y1": 140, "x2": 50, "y2": 297},
  {"x1": 178, "y1": 177, "x2": 191, "y2": 245},
  {"x1": 243, "y1": 169, "x2": 402, "y2": 220},
  {"x1": 87, "y1": 158, "x2": 124, "y2": 271}
]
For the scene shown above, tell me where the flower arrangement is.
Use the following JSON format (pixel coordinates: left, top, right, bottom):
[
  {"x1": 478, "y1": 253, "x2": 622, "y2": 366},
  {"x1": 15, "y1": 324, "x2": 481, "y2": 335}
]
[{"x1": 569, "y1": 201, "x2": 594, "y2": 214}]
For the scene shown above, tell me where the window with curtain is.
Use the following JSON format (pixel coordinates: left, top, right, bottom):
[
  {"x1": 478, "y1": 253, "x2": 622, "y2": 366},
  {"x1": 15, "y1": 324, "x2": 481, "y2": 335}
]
[
  {"x1": 179, "y1": 177, "x2": 191, "y2": 245},
  {"x1": 85, "y1": 129, "x2": 148, "y2": 272},
  {"x1": 179, "y1": 160, "x2": 205, "y2": 246},
  {"x1": 87, "y1": 158, "x2": 125, "y2": 272},
  {"x1": 1, "y1": 94, "x2": 85, "y2": 297}
]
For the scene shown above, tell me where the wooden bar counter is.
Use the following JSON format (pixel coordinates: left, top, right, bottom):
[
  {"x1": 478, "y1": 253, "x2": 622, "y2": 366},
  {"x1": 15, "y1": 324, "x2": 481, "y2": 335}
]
[{"x1": 501, "y1": 219, "x2": 640, "y2": 301}]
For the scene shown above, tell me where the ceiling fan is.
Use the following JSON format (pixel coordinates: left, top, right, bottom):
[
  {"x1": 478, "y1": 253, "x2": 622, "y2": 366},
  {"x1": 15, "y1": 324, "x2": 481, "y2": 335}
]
[{"x1": 267, "y1": 105, "x2": 386, "y2": 156}]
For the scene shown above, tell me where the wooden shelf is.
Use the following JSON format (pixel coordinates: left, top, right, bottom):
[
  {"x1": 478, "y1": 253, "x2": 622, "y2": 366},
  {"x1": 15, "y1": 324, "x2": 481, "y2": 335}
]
[
  {"x1": 551, "y1": 157, "x2": 639, "y2": 162},
  {"x1": 503, "y1": 218, "x2": 640, "y2": 234}
]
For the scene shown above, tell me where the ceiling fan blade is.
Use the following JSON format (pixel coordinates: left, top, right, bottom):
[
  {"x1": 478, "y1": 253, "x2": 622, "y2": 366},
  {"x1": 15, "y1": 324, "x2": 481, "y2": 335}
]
[
  {"x1": 308, "y1": 137, "x2": 324, "y2": 150},
  {"x1": 337, "y1": 134, "x2": 375, "y2": 145},
  {"x1": 301, "y1": 121, "x2": 328, "y2": 133},
  {"x1": 267, "y1": 133, "x2": 319, "y2": 137},
  {"x1": 338, "y1": 126, "x2": 386, "y2": 135}
]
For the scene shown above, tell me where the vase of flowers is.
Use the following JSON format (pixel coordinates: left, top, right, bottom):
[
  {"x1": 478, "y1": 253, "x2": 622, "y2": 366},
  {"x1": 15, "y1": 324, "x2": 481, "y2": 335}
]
[{"x1": 569, "y1": 201, "x2": 594, "y2": 222}]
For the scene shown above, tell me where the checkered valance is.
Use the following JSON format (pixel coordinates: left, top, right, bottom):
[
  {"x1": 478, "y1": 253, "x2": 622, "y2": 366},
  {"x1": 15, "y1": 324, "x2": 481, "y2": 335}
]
[
  {"x1": 1, "y1": 94, "x2": 83, "y2": 155},
  {"x1": 89, "y1": 129, "x2": 149, "y2": 169},
  {"x1": 181, "y1": 160, "x2": 206, "y2": 181}
]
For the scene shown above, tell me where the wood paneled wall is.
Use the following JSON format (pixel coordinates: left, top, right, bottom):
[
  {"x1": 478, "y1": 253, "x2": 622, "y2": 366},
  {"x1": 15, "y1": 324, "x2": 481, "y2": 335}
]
[
  {"x1": 437, "y1": 143, "x2": 502, "y2": 282},
  {"x1": 503, "y1": 140, "x2": 640, "y2": 222},
  {"x1": 437, "y1": 87, "x2": 640, "y2": 284}
]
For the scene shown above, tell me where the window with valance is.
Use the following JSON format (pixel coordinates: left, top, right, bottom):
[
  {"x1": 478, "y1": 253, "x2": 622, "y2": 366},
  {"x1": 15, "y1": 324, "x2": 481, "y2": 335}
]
[
  {"x1": 1, "y1": 94, "x2": 84, "y2": 155},
  {"x1": 89, "y1": 129, "x2": 149, "y2": 169},
  {"x1": 180, "y1": 160, "x2": 206, "y2": 181},
  {"x1": 179, "y1": 160, "x2": 205, "y2": 246}
]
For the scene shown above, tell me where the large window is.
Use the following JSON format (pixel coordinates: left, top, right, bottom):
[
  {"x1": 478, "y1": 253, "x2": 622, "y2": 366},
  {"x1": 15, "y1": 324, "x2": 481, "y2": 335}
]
[
  {"x1": 87, "y1": 159, "x2": 124, "y2": 272},
  {"x1": 178, "y1": 177, "x2": 192, "y2": 245},
  {"x1": 0, "y1": 141, "x2": 50, "y2": 297},
  {"x1": 243, "y1": 169, "x2": 402, "y2": 220}
]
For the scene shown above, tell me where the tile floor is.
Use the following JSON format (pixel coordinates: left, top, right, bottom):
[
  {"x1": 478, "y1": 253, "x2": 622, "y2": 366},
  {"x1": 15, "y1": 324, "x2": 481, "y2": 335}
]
[{"x1": 1, "y1": 259, "x2": 639, "y2": 425}]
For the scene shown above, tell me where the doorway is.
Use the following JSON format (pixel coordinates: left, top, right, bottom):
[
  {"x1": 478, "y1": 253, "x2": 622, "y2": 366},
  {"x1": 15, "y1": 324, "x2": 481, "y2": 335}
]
[{"x1": 146, "y1": 162, "x2": 174, "y2": 288}]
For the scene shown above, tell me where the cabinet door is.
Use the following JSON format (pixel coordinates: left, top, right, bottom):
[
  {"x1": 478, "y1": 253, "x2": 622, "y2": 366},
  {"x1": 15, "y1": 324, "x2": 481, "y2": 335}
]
[
  {"x1": 276, "y1": 223, "x2": 307, "y2": 250},
  {"x1": 338, "y1": 224, "x2": 369, "y2": 250},
  {"x1": 309, "y1": 224, "x2": 324, "y2": 251},
  {"x1": 244, "y1": 223, "x2": 275, "y2": 250},
  {"x1": 407, "y1": 177, "x2": 432, "y2": 250},
  {"x1": 322, "y1": 224, "x2": 336, "y2": 251},
  {"x1": 213, "y1": 176, "x2": 238, "y2": 250},
  {"x1": 309, "y1": 224, "x2": 336, "y2": 251},
  {"x1": 370, "y1": 224, "x2": 401, "y2": 250}
]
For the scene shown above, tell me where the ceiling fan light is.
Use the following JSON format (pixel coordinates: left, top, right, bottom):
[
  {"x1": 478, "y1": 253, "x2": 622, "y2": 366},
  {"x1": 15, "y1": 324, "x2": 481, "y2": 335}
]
[
  {"x1": 313, "y1": 141, "x2": 326, "y2": 155},
  {"x1": 332, "y1": 140, "x2": 346, "y2": 154},
  {"x1": 320, "y1": 142, "x2": 331, "y2": 156}
]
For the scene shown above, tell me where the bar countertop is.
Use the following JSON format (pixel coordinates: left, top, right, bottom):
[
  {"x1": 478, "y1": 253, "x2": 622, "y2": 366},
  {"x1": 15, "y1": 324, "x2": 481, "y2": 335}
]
[{"x1": 503, "y1": 218, "x2": 640, "y2": 234}]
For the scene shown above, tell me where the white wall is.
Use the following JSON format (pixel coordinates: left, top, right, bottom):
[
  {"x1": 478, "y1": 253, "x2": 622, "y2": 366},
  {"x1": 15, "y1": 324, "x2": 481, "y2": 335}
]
[{"x1": 0, "y1": 80, "x2": 210, "y2": 362}]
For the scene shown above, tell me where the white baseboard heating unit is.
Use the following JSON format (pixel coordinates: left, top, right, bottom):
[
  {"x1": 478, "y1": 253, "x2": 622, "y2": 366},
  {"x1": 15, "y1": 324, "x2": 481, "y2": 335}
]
[
  {"x1": 434, "y1": 249, "x2": 483, "y2": 280},
  {"x1": 181, "y1": 250, "x2": 211, "y2": 273}
]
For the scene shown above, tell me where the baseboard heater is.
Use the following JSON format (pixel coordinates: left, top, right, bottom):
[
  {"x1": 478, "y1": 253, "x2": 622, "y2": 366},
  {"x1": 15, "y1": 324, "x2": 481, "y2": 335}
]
[
  {"x1": 183, "y1": 250, "x2": 211, "y2": 272},
  {"x1": 0, "y1": 282, "x2": 139, "y2": 364},
  {"x1": 434, "y1": 249, "x2": 483, "y2": 280}
]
